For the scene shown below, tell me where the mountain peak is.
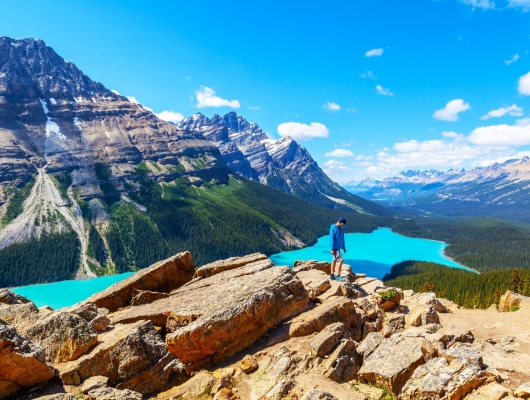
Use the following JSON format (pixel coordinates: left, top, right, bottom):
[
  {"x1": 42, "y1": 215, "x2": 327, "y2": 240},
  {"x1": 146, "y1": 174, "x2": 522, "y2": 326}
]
[{"x1": 0, "y1": 37, "x2": 118, "y2": 101}]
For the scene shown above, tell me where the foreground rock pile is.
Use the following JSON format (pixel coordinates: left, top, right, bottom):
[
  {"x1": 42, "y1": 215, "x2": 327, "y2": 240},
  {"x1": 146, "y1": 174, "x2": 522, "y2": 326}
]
[{"x1": 1, "y1": 253, "x2": 529, "y2": 399}]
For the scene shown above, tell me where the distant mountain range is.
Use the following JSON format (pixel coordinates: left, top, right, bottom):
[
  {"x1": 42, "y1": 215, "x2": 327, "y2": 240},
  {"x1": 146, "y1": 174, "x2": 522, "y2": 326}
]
[
  {"x1": 177, "y1": 112, "x2": 376, "y2": 210},
  {"x1": 346, "y1": 156, "x2": 530, "y2": 222},
  {"x1": 0, "y1": 36, "x2": 382, "y2": 285}
]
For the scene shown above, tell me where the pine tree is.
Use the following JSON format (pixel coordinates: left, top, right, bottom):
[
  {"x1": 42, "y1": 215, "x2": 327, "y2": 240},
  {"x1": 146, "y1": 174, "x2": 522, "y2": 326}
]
[
  {"x1": 419, "y1": 278, "x2": 435, "y2": 293},
  {"x1": 510, "y1": 269, "x2": 524, "y2": 294}
]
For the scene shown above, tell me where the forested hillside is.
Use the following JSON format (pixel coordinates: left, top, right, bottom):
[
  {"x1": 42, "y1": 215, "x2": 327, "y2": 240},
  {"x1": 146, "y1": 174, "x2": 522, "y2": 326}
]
[
  {"x1": 383, "y1": 261, "x2": 530, "y2": 309},
  {"x1": 3, "y1": 171, "x2": 530, "y2": 288}
]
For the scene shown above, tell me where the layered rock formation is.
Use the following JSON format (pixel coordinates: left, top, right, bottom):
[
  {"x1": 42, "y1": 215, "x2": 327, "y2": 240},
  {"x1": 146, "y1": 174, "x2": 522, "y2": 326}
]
[
  {"x1": 2, "y1": 252, "x2": 530, "y2": 399},
  {"x1": 0, "y1": 37, "x2": 229, "y2": 193}
]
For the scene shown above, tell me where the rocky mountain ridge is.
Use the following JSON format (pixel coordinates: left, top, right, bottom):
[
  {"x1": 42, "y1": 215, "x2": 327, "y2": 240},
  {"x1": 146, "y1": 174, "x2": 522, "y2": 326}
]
[
  {"x1": 1, "y1": 251, "x2": 529, "y2": 400},
  {"x1": 177, "y1": 112, "x2": 372, "y2": 210},
  {"x1": 346, "y1": 156, "x2": 530, "y2": 222}
]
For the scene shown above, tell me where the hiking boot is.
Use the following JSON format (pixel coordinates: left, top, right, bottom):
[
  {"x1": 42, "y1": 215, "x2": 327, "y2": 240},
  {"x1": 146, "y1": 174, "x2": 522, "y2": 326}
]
[
  {"x1": 335, "y1": 275, "x2": 344, "y2": 282},
  {"x1": 330, "y1": 274, "x2": 336, "y2": 280}
]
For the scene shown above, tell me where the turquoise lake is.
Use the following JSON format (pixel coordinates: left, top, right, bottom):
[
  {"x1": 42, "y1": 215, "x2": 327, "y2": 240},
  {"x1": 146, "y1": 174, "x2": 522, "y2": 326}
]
[
  {"x1": 12, "y1": 272, "x2": 134, "y2": 310},
  {"x1": 269, "y1": 227, "x2": 471, "y2": 277},
  {"x1": 12, "y1": 227, "x2": 470, "y2": 310}
]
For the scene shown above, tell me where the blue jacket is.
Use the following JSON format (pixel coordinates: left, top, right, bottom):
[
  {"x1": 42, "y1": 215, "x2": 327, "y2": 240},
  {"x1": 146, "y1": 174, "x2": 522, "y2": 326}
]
[{"x1": 329, "y1": 224, "x2": 345, "y2": 250}]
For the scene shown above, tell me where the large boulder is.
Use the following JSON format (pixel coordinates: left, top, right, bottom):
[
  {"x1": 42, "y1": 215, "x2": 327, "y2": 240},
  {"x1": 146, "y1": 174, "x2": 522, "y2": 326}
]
[
  {"x1": 296, "y1": 269, "x2": 332, "y2": 300},
  {"x1": 399, "y1": 357, "x2": 487, "y2": 399},
  {"x1": 109, "y1": 262, "x2": 310, "y2": 370},
  {"x1": 110, "y1": 255, "x2": 277, "y2": 327},
  {"x1": 407, "y1": 304, "x2": 440, "y2": 327},
  {"x1": 405, "y1": 292, "x2": 450, "y2": 313},
  {"x1": 310, "y1": 322, "x2": 345, "y2": 357},
  {"x1": 0, "y1": 302, "x2": 40, "y2": 331},
  {"x1": 58, "y1": 320, "x2": 185, "y2": 396},
  {"x1": 0, "y1": 289, "x2": 31, "y2": 305},
  {"x1": 85, "y1": 251, "x2": 196, "y2": 312},
  {"x1": 498, "y1": 290, "x2": 529, "y2": 312},
  {"x1": 322, "y1": 338, "x2": 360, "y2": 383},
  {"x1": 293, "y1": 260, "x2": 331, "y2": 274},
  {"x1": 193, "y1": 252, "x2": 269, "y2": 278},
  {"x1": 164, "y1": 266, "x2": 310, "y2": 369},
  {"x1": 358, "y1": 335, "x2": 434, "y2": 394},
  {"x1": 24, "y1": 311, "x2": 98, "y2": 363},
  {"x1": 245, "y1": 346, "x2": 298, "y2": 400},
  {"x1": 0, "y1": 323, "x2": 54, "y2": 398},
  {"x1": 289, "y1": 296, "x2": 363, "y2": 340}
]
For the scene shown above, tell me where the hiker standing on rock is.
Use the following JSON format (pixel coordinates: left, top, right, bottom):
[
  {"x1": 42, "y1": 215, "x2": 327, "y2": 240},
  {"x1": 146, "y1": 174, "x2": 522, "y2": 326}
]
[{"x1": 330, "y1": 217, "x2": 347, "y2": 281}]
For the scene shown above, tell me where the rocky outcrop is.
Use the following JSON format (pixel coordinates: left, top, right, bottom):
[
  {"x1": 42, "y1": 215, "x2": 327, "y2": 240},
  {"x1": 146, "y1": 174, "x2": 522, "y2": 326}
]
[
  {"x1": 193, "y1": 252, "x2": 269, "y2": 278},
  {"x1": 24, "y1": 311, "x2": 97, "y2": 363},
  {"x1": 288, "y1": 296, "x2": 363, "y2": 339},
  {"x1": 0, "y1": 289, "x2": 31, "y2": 304},
  {"x1": 0, "y1": 323, "x2": 54, "y2": 398},
  {"x1": 499, "y1": 290, "x2": 529, "y2": 312},
  {"x1": 358, "y1": 335, "x2": 434, "y2": 393},
  {"x1": 6, "y1": 253, "x2": 530, "y2": 400},
  {"x1": 164, "y1": 266, "x2": 310, "y2": 368},
  {"x1": 85, "y1": 251, "x2": 195, "y2": 312},
  {"x1": 0, "y1": 301, "x2": 40, "y2": 331},
  {"x1": 297, "y1": 269, "x2": 332, "y2": 300},
  {"x1": 400, "y1": 356, "x2": 486, "y2": 399},
  {"x1": 58, "y1": 320, "x2": 184, "y2": 396}
]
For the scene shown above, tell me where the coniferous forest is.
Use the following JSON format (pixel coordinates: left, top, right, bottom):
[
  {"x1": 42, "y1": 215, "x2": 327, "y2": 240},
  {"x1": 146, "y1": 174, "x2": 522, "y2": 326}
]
[
  {"x1": 383, "y1": 261, "x2": 530, "y2": 309},
  {"x1": 2, "y1": 171, "x2": 530, "y2": 304}
]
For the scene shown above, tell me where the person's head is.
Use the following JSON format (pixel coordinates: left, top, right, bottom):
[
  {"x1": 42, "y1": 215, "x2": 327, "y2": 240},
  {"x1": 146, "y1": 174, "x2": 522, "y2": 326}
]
[{"x1": 338, "y1": 217, "x2": 347, "y2": 226}]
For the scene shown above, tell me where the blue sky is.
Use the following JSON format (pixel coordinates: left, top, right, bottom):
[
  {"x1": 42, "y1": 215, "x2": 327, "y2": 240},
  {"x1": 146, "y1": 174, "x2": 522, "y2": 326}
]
[{"x1": 2, "y1": 0, "x2": 530, "y2": 183}]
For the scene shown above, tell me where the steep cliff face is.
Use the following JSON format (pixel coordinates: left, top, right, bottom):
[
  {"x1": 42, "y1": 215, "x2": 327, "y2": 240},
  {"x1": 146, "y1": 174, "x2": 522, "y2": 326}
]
[
  {"x1": 0, "y1": 37, "x2": 229, "y2": 196},
  {"x1": 178, "y1": 112, "x2": 374, "y2": 210}
]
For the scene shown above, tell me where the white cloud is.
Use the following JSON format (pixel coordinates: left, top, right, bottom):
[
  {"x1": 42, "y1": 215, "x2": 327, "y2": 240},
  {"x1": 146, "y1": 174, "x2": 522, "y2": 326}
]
[
  {"x1": 325, "y1": 149, "x2": 354, "y2": 157},
  {"x1": 458, "y1": 0, "x2": 495, "y2": 9},
  {"x1": 365, "y1": 48, "x2": 384, "y2": 57},
  {"x1": 468, "y1": 124, "x2": 530, "y2": 146},
  {"x1": 518, "y1": 71, "x2": 530, "y2": 95},
  {"x1": 360, "y1": 70, "x2": 377, "y2": 79},
  {"x1": 195, "y1": 86, "x2": 240, "y2": 108},
  {"x1": 481, "y1": 104, "x2": 523, "y2": 119},
  {"x1": 155, "y1": 110, "x2": 185, "y2": 123},
  {"x1": 516, "y1": 117, "x2": 530, "y2": 127},
  {"x1": 328, "y1": 120, "x2": 530, "y2": 181},
  {"x1": 248, "y1": 106, "x2": 261, "y2": 110},
  {"x1": 433, "y1": 99, "x2": 471, "y2": 121},
  {"x1": 277, "y1": 122, "x2": 329, "y2": 141},
  {"x1": 375, "y1": 85, "x2": 394, "y2": 96},
  {"x1": 442, "y1": 131, "x2": 463, "y2": 139},
  {"x1": 323, "y1": 101, "x2": 341, "y2": 111},
  {"x1": 507, "y1": 0, "x2": 530, "y2": 11},
  {"x1": 127, "y1": 95, "x2": 139, "y2": 104},
  {"x1": 505, "y1": 53, "x2": 520, "y2": 65},
  {"x1": 111, "y1": 89, "x2": 121, "y2": 95}
]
